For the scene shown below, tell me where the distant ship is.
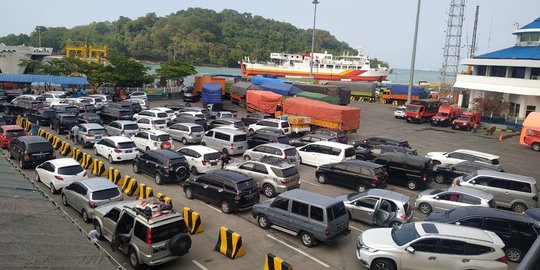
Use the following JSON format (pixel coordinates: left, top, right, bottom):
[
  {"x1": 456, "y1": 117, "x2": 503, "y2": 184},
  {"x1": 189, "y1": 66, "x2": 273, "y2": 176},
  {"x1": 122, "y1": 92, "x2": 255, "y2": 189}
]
[{"x1": 240, "y1": 51, "x2": 390, "y2": 81}]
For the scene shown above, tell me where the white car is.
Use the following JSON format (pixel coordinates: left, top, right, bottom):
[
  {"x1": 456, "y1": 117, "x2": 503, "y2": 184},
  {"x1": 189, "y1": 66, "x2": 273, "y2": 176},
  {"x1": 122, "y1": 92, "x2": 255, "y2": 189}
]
[
  {"x1": 79, "y1": 96, "x2": 105, "y2": 109},
  {"x1": 129, "y1": 91, "x2": 148, "y2": 100},
  {"x1": 126, "y1": 98, "x2": 149, "y2": 110},
  {"x1": 248, "y1": 119, "x2": 291, "y2": 135},
  {"x1": 36, "y1": 158, "x2": 88, "y2": 194},
  {"x1": 132, "y1": 130, "x2": 174, "y2": 152},
  {"x1": 394, "y1": 106, "x2": 406, "y2": 119},
  {"x1": 152, "y1": 107, "x2": 176, "y2": 120},
  {"x1": 173, "y1": 111, "x2": 206, "y2": 120},
  {"x1": 94, "y1": 136, "x2": 138, "y2": 163},
  {"x1": 133, "y1": 109, "x2": 168, "y2": 121},
  {"x1": 59, "y1": 97, "x2": 91, "y2": 105},
  {"x1": 41, "y1": 92, "x2": 67, "y2": 105},
  {"x1": 426, "y1": 149, "x2": 500, "y2": 166},
  {"x1": 88, "y1": 94, "x2": 111, "y2": 103},
  {"x1": 356, "y1": 222, "x2": 508, "y2": 270},
  {"x1": 136, "y1": 118, "x2": 167, "y2": 130},
  {"x1": 177, "y1": 145, "x2": 221, "y2": 174},
  {"x1": 297, "y1": 141, "x2": 356, "y2": 167}
]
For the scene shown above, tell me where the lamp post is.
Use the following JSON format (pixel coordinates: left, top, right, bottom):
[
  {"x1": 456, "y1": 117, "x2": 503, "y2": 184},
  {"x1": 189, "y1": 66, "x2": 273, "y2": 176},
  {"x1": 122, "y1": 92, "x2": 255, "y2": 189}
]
[
  {"x1": 407, "y1": 0, "x2": 421, "y2": 104},
  {"x1": 310, "y1": 0, "x2": 320, "y2": 78}
]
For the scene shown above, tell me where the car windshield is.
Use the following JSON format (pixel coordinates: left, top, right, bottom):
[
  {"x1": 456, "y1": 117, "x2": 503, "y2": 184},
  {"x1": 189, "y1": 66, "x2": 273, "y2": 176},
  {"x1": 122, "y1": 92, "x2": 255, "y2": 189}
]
[
  {"x1": 194, "y1": 114, "x2": 205, "y2": 118},
  {"x1": 191, "y1": 126, "x2": 204, "y2": 132},
  {"x1": 154, "y1": 119, "x2": 166, "y2": 125},
  {"x1": 66, "y1": 107, "x2": 79, "y2": 113},
  {"x1": 63, "y1": 116, "x2": 77, "y2": 121},
  {"x1": 117, "y1": 142, "x2": 136, "y2": 149},
  {"x1": 157, "y1": 112, "x2": 167, "y2": 118},
  {"x1": 27, "y1": 142, "x2": 53, "y2": 152},
  {"x1": 42, "y1": 111, "x2": 56, "y2": 117},
  {"x1": 152, "y1": 220, "x2": 185, "y2": 243},
  {"x1": 58, "y1": 165, "x2": 84, "y2": 175},
  {"x1": 284, "y1": 148, "x2": 298, "y2": 157},
  {"x1": 234, "y1": 121, "x2": 245, "y2": 129},
  {"x1": 194, "y1": 119, "x2": 206, "y2": 126},
  {"x1": 6, "y1": 129, "x2": 24, "y2": 137},
  {"x1": 233, "y1": 134, "x2": 247, "y2": 142},
  {"x1": 446, "y1": 207, "x2": 467, "y2": 221},
  {"x1": 345, "y1": 147, "x2": 356, "y2": 158},
  {"x1": 86, "y1": 114, "x2": 100, "y2": 120},
  {"x1": 237, "y1": 180, "x2": 257, "y2": 191},
  {"x1": 204, "y1": 152, "x2": 221, "y2": 160},
  {"x1": 89, "y1": 129, "x2": 106, "y2": 135},
  {"x1": 92, "y1": 188, "x2": 120, "y2": 200},
  {"x1": 391, "y1": 223, "x2": 420, "y2": 246},
  {"x1": 406, "y1": 105, "x2": 420, "y2": 112},
  {"x1": 123, "y1": 124, "x2": 139, "y2": 130},
  {"x1": 282, "y1": 122, "x2": 290, "y2": 128},
  {"x1": 277, "y1": 136, "x2": 290, "y2": 144},
  {"x1": 131, "y1": 92, "x2": 144, "y2": 96},
  {"x1": 462, "y1": 171, "x2": 478, "y2": 181},
  {"x1": 458, "y1": 116, "x2": 471, "y2": 121},
  {"x1": 271, "y1": 166, "x2": 298, "y2": 178},
  {"x1": 346, "y1": 192, "x2": 366, "y2": 201},
  {"x1": 430, "y1": 189, "x2": 445, "y2": 195},
  {"x1": 169, "y1": 157, "x2": 186, "y2": 164},
  {"x1": 436, "y1": 112, "x2": 449, "y2": 117},
  {"x1": 153, "y1": 134, "x2": 171, "y2": 141},
  {"x1": 327, "y1": 202, "x2": 347, "y2": 221}
]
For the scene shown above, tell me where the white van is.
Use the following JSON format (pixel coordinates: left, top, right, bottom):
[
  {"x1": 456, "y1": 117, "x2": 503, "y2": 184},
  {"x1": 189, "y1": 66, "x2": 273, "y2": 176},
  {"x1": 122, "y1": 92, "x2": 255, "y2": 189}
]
[
  {"x1": 201, "y1": 128, "x2": 248, "y2": 155},
  {"x1": 297, "y1": 141, "x2": 356, "y2": 166}
]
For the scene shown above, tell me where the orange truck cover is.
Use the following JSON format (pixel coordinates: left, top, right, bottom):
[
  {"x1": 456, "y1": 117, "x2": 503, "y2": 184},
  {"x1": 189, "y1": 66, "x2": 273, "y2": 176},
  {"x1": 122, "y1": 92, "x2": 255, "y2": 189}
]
[
  {"x1": 246, "y1": 90, "x2": 283, "y2": 114},
  {"x1": 520, "y1": 112, "x2": 540, "y2": 145},
  {"x1": 283, "y1": 97, "x2": 360, "y2": 131},
  {"x1": 194, "y1": 76, "x2": 226, "y2": 94}
]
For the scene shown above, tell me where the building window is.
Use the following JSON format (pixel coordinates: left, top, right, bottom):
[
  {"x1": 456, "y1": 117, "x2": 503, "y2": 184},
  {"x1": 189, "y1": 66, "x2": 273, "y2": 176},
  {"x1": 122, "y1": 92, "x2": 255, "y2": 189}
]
[
  {"x1": 490, "y1": 66, "x2": 506, "y2": 77},
  {"x1": 509, "y1": 103, "x2": 520, "y2": 117},
  {"x1": 532, "y1": 33, "x2": 540, "y2": 42},
  {"x1": 520, "y1": 33, "x2": 531, "y2": 43},
  {"x1": 531, "y1": 68, "x2": 540, "y2": 80},
  {"x1": 511, "y1": 67, "x2": 526, "y2": 79},
  {"x1": 476, "y1": 65, "x2": 487, "y2": 76}
]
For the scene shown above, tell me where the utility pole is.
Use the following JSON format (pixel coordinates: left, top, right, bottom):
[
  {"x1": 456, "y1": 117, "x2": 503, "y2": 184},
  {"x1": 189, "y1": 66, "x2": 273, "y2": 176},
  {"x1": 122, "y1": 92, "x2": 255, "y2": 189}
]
[
  {"x1": 310, "y1": 0, "x2": 320, "y2": 77},
  {"x1": 37, "y1": 26, "x2": 42, "y2": 47},
  {"x1": 407, "y1": 0, "x2": 421, "y2": 104},
  {"x1": 469, "y1": 5, "x2": 479, "y2": 58}
]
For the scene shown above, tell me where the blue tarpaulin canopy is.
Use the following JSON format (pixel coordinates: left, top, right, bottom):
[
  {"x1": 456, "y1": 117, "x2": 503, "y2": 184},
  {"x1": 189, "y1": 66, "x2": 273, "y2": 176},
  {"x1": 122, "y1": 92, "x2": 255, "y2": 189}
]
[
  {"x1": 250, "y1": 76, "x2": 285, "y2": 85},
  {"x1": 0, "y1": 73, "x2": 89, "y2": 86},
  {"x1": 260, "y1": 81, "x2": 303, "y2": 96},
  {"x1": 201, "y1": 82, "x2": 222, "y2": 104}
]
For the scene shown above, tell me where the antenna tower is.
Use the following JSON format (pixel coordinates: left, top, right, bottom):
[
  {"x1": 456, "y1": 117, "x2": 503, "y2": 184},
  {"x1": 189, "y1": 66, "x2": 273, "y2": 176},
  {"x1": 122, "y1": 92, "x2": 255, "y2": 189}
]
[
  {"x1": 440, "y1": 0, "x2": 466, "y2": 91},
  {"x1": 469, "y1": 5, "x2": 479, "y2": 58}
]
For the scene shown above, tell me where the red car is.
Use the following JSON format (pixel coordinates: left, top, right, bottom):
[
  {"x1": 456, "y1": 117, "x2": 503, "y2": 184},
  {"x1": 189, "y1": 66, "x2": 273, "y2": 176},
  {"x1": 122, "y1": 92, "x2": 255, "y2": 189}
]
[{"x1": 0, "y1": 125, "x2": 26, "y2": 148}]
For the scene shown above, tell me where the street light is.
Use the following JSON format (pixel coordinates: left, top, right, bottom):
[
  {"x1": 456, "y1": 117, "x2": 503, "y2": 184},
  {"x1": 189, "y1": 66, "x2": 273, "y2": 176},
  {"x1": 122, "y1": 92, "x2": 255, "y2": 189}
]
[
  {"x1": 310, "y1": 0, "x2": 320, "y2": 78},
  {"x1": 407, "y1": 0, "x2": 421, "y2": 104}
]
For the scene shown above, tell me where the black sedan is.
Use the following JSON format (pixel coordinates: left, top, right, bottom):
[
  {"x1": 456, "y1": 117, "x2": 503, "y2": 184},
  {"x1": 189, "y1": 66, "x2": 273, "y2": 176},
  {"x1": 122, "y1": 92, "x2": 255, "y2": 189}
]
[
  {"x1": 289, "y1": 134, "x2": 336, "y2": 147},
  {"x1": 355, "y1": 144, "x2": 417, "y2": 161},
  {"x1": 78, "y1": 112, "x2": 103, "y2": 125},
  {"x1": 315, "y1": 160, "x2": 388, "y2": 192},
  {"x1": 241, "y1": 112, "x2": 272, "y2": 126},
  {"x1": 432, "y1": 160, "x2": 504, "y2": 184}
]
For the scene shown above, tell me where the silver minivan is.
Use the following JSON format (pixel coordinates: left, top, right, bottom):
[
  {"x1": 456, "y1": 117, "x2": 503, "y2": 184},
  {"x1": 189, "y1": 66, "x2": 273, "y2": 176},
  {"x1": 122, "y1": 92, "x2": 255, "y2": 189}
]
[
  {"x1": 165, "y1": 123, "x2": 204, "y2": 144},
  {"x1": 458, "y1": 170, "x2": 539, "y2": 213},
  {"x1": 201, "y1": 128, "x2": 248, "y2": 155},
  {"x1": 243, "y1": 143, "x2": 300, "y2": 164},
  {"x1": 105, "y1": 120, "x2": 140, "y2": 137}
]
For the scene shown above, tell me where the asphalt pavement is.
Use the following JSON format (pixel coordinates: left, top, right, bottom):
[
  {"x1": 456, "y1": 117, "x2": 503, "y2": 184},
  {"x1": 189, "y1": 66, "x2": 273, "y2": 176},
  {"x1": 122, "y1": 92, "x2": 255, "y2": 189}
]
[{"x1": 2, "y1": 98, "x2": 531, "y2": 270}]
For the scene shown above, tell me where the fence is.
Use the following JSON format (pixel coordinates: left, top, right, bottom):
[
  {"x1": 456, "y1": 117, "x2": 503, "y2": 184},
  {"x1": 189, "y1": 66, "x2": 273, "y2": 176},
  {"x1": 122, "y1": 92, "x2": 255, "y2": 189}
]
[{"x1": 481, "y1": 115, "x2": 523, "y2": 132}]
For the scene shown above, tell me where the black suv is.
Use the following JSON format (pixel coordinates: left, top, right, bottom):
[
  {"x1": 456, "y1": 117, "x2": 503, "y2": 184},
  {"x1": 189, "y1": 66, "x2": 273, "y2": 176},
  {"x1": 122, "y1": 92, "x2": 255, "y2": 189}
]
[
  {"x1": 432, "y1": 160, "x2": 504, "y2": 184},
  {"x1": 183, "y1": 170, "x2": 260, "y2": 214},
  {"x1": 247, "y1": 129, "x2": 289, "y2": 148},
  {"x1": 27, "y1": 108, "x2": 57, "y2": 126},
  {"x1": 355, "y1": 144, "x2": 418, "y2": 161},
  {"x1": 77, "y1": 112, "x2": 103, "y2": 125},
  {"x1": 112, "y1": 101, "x2": 142, "y2": 114},
  {"x1": 8, "y1": 136, "x2": 55, "y2": 169},
  {"x1": 426, "y1": 206, "x2": 540, "y2": 263},
  {"x1": 354, "y1": 136, "x2": 411, "y2": 149},
  {"x1": 315, "y1": 160, "x2": 387, "y2": 192},
  {"x1": 132, "y1": 150, "x2": 189, "y2": 185},
  {"x1": 52, "y1": 104, "x2": 80, "y2": 114},
  {"x1": 99, "y1": 106, "x2": 133, "y2": 124},
  {"x1": 77, "y1": 103, "x2": 98, "y2": 113},
  {"x1": 372, "y1": 152, "x2": 432, "y2": 190},
  {"x1": 207, "y1": 118, "x2": 245, "y2": 130},
  {"x1": 241, "y1": 112, "x2": 272, "y2": 126},
  {"x1": 168, "y1": 114, "x2": 207, "y2": 130},
  {"x1": 310, "y1": 129, "x2": 348, "y2": 144},
  {"x1": 51, "y1": 113, "x2": 78, "y2": 134}
]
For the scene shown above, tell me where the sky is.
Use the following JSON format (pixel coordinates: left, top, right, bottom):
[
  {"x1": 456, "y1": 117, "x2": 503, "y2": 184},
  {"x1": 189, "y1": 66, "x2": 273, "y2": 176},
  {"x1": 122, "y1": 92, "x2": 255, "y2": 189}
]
[{"x1": 1, "y1": 0, "x2": 539, "y2": 70}]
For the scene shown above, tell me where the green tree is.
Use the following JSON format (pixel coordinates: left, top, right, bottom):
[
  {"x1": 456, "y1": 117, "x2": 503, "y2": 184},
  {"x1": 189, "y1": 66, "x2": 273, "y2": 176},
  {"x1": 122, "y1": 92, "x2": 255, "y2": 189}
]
[
  {"x1": 107, "y1": 54, "x2": 153, "y2": 87},
  {"x1": 156, "y1": 60, "x2": 197, "y2": 86}
]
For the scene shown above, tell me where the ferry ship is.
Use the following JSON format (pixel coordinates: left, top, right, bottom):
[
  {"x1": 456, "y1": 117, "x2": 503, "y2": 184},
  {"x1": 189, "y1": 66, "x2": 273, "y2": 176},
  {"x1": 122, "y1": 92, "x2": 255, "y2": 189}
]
[{"x1": 240, "y1": 51, "x2": 389, "y2": 81}]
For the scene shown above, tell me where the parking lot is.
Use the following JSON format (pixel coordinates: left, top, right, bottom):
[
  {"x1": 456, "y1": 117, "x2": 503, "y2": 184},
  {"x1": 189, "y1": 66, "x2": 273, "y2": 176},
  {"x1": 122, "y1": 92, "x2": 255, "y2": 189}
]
[{"x1": 3, "y1": 98, "x2": 535, "y2": 270}]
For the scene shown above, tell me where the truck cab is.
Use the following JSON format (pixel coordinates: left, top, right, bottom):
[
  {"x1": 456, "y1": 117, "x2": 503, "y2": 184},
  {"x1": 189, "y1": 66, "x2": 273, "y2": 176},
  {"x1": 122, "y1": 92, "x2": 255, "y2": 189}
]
[
  {"x1": 405, "y1": 99, "x2": 441, "y2": 123},
  {"x1": 431, "y1": 105, "x2": 461, "y2": 127},
  {"x1": 452, "y1": 111, "x2": 481, "y2": 131},
  {"x1": 524, "y1": 129, "x2": 540, "y2": 152}
]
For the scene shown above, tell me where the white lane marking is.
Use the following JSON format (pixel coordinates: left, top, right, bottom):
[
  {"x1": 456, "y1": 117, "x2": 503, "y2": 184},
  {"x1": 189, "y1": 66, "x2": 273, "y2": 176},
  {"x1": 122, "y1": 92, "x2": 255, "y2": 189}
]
[
  {"x1": 300, "y1": 180, "x2": 320, "y2": 187},
  {"x1": 350, "y1": 225, "x2": 364, "y2": 232},
  {"x1": 192, "y1": 260, "x2": 209, "y2": 270},
  {"x1": 201, "y1": 202, "x2": 222, "y2": 213},
  {"x1": 266, "y1": 234, "x2": 330, "y2": 268}
]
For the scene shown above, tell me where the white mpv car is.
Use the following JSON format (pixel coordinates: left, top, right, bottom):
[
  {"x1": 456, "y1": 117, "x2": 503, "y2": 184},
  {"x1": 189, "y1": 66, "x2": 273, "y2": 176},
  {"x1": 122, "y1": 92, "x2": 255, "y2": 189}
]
[
  {"x1": 36, "y1": 158, "x2": 88, "y2": 194},
  {"x1": 297, "y1": 141, "x2": 356, "y2": 167},
  {"x1": 177, "y1": 145, "x2": 221, "y2": 174},
  {"x1": 426, "y1": 149, "x2": 500, "y2": 166},
  {"x1": 94, "y1": 136, "x2": 138, "y2": 163},
  {"x1": 356, "y1": 222, "x2": 508, "y2": 270},
  {"x1": 132, "y1": 130, "x2": 174, "y2": 152}
]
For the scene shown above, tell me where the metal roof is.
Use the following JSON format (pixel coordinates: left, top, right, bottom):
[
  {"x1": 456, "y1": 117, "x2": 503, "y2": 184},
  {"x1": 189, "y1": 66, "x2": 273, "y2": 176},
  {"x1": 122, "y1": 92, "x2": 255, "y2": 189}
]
[
  {"x1": 475, "y1": 46, "x2": 540, "y2": 60},
  {"x1": 521, "y1": 17, "x2": 540, "y2": 30},
  {"x1": 0, "y1": 73, "x2": 89, "y2": 86}
]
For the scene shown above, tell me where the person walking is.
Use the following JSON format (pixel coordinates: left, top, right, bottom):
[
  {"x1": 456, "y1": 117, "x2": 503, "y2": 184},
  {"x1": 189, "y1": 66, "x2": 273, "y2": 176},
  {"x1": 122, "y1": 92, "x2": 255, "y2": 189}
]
[
  {"x1": 452, "y1": 179, "x2": 461, "y2": 187},
  {"x1": 220, "y1": 152, "x2": 230, "y2": 169}
]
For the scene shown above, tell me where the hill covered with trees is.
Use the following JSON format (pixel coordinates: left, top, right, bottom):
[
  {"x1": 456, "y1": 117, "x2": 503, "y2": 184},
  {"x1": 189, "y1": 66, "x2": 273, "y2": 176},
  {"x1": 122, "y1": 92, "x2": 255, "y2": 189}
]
[{"x1": 0, "y1": 8, "x2": 379, "y2": 67}]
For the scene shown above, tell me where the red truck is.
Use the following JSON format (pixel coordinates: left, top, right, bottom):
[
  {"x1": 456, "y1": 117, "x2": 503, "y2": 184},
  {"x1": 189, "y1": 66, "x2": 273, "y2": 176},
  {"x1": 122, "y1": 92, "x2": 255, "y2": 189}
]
[
  {"x1": 452, "y1": 111, "x2": 481, "y2": 131},
  {"x1": 524, "y1": 129, "x2": 540, "y2": 152},
  {"x1": 430, "y1": 105, "x2": 462, "y2": 127},
  {"x1": 405, "y1": 99, "x2": 441, "y2": 123}
]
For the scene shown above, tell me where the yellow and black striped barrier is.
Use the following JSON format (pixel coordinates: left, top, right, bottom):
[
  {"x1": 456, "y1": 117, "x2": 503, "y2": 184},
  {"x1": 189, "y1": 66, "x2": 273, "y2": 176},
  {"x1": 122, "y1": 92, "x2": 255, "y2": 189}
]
[
  {"x1": 52, "y1": 136, "x2": 62, "y2": 150},
  {"x1": 24, "y1": 120, "x2": 32, "y2": 132},
  {"x1": 92, "y1": 159, "x2": 107, "y2": 176},
  {"x1": 155, "y1": 192, "x2": 172, "y2": 205},
  {"x1": 264, "y1": 253, "x2": 292, "y2": 270},
  {"x1": 119, "y1": 175, "x2": 137, "y2": 196},
  {"x1": 59, "y1": 142, "x2": 71, "y2": 156},
  {"x1": 134, "y1": 183, "x2": 153, "y2": 199},
  {"x1": 81, "y1": 153, "x2": 94, "y2": 170},
  {"x1": 107, "y1": 167, "x2": 122, "y2": 184},
  {"x1": 16, "y1": 116, "x2": 23, "y2": 126},
  {"x1": 183, "y1": 207, "x2": 203, "y2": 235},
  {"x1": 38, "y1": 128, "x2": 47, "y2": 138},
  {"x1": 72, "y1": 148, "x2": 83, "y2": 163},
  {"x1": 214, "y1": 226, "x2": 245, "y2": 259},
  {"x1": 46, "y1": 133, "x2": 54, "y2": 144}
]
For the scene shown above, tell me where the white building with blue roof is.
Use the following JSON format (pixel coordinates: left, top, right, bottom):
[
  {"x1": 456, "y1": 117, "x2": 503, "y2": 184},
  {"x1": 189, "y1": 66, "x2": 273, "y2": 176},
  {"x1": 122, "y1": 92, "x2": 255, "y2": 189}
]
[{"x1": 454, "y1": 17, "x2": 540, "y2": 127}]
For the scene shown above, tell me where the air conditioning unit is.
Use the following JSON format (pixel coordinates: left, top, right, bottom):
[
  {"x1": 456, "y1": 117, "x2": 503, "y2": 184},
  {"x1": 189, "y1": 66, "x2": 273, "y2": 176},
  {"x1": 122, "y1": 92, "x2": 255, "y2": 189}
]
[{"x1": 532, "y1": 75, "x2": 539, "y2": 80}]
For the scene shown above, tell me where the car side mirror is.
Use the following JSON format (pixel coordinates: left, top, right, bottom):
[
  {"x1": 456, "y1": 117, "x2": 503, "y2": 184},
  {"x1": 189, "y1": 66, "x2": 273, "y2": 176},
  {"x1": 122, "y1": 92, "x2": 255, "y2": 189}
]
[
  {"x1": 455, "y1": 221, "x2": 461, "y2": 226},
  {"x1": 470, "y1": 180, "x2": 475, "y2": 185},
  {"x1": 405, "y1": 246, "x2": 415, "y2": 254},
  {"x1": 434, "y1": 196, "x2": 439, "y2": 200}
]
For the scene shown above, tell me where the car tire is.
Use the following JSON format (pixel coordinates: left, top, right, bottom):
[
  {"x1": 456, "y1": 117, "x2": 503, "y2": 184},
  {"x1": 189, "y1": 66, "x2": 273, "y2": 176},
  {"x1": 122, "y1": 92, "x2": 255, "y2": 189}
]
[
  {"x1": 168, "y1": 233, "x2": 192, "y2": 257},
  {"x1": 243, "y1": 155, "x2": 251, "y2": 160},
  {"x1": 108, "y1": 155, "x2": 114, "y2": 164},
  {"x1": 201, "y1": 142, "x2": 206, "y2": 146},
  {"x1": 185, "y1": 187, "x2": 194, "y2": 199},
  {"x1": 93, "y1": 147, "x2": 99, "y2": 157},
  {"x1": 145, "y1": 146, "x2": 150, "y2": 152},
  {"x1": 8, "y1": 150, "x2": 14, "y2": 159},
  {"x1": 181, "y1": 138, "x2": 188, "y2": 145},
  {"x1": 82, "y1": 209, "x2": 90, "y2": 223},
  {"x1": 388, "y1": 221, "x2": 402, "y2": 228},
  {"x1": 432, "y1": 160, "x2": 441, "y2": 166},
  {"x1": 506, "y1": 247, "x2": 523, "y2": 263},
  {"x1": 129, "y1": 248, "x2": 142, "y2": 270},
  {"x1": 220, "y1": 200, "x2": 232, "y2": 214},
  {"x1": 357, "y1": 184, "x2": 368, "y2": 192},
  {"x1": 155, "y1": 173, "x2": 163, "y2": 185},
  {"x1": 434, "y1": 174, "x2": 445, "y2": 184},
  {"x1": 511, "y1": 202, "x2": 527, "y2": 213},
  {"x1": 532, "y1": 143, "x2": 540, "y2": 152},
  {"x1": 370, "y1": 259, "x2": 396, "y2": 270},
  {"x1": 50, "y1": 183, "x2": 58, "y2": 194},
  {"x1": 133, "y1": 163, "x2": 140, "y2": 174},
  {"x1": 257, "y1": 215, "x2": 271, "y2": 229},
  {"x1": 300, "y1": 231, "x2": 317, "y2": 247},
  {"x1": 19, "y1": 158, "x2": 26, "y2": 169},
  {"x1": 94, "y1": 222, "x2": 105, "y2": 240},
  {"x1": 176, "y1": 166, "x2": 189, "y2": 181},
  {"x1": 263, "y1": 184, "x2": 276, "y2": 198},
  {"x1": 61, "y1": 194, "x2": 69, "y2": 206},
  {"x1": 419, "y1": 202, "x2": 432, "y2": 214},
  {"x1": 248, "y1": 128, "x2": 254, "y2": 133},
  {"x1": 407, "y1": 180, "x2": 417, "y2": 190},
  {"x1": 317, "y1": 174, "x2": 327, "y2": 184},
  {"x1": 451, "y1": 125, "x2": 456, "y2": 130},
  {"x1": 36, "y1": 174, "x2": 41, "y2": 182},
  {"x1": 190, "y1": 166, "x2": 198, "y2": 175}
]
